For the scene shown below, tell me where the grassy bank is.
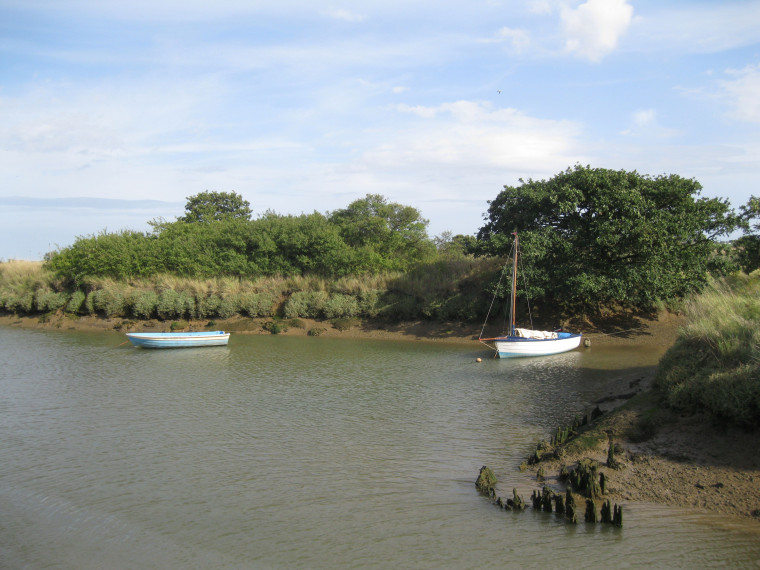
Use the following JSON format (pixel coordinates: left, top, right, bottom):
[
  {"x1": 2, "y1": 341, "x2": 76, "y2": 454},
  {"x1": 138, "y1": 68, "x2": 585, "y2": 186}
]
[
  {"x1": 654, "y1": 272, "x2": 760, "y2": 429},
  {"x1": 0, "y1": 258, "x2": 505, "y2": 325}
]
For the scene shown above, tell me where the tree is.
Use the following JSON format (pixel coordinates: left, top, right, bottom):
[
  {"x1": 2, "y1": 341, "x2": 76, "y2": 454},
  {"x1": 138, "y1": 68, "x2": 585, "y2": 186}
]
[
  {"x1": 434, "y1": 232, "x2": 478, "y2": 257},
  {"x1": 328, "y1": 194, "x2": 435, "y2": 271},
  {"x1": 734, "y1": 196, "x2": 760, "y2": 273},
  {"x1": 477, "y1": 165, "x2": 740, "y2": 313},
  {"x1": 178, "y1": 191, "x2": 252, "y2": 224}
]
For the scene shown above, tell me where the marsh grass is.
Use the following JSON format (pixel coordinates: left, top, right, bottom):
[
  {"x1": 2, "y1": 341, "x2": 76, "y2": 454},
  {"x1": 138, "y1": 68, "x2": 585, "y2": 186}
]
[
  {"x1": 655, "y1": 273, "x2": 760, "y2": 428},
  {"x1": 0, "y1": 258, "x2": 499, "y2": 323}
]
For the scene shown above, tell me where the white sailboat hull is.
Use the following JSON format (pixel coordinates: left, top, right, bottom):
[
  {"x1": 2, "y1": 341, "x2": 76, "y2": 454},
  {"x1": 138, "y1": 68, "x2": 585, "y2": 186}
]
[{"x1": 493, "y1": 332, "x2": 582, "y2": 358}]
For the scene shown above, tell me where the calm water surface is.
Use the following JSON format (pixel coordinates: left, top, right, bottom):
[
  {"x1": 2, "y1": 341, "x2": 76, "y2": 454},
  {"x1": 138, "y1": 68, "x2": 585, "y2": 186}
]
[{"x1": 1, "y1": 327, "x2": 758, "y2": 569}]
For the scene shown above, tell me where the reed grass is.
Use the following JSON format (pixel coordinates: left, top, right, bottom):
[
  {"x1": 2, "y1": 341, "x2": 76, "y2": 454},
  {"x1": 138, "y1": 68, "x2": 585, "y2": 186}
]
[
  {"x1": 1, "y1": 258, "x2": 498, "y2": 323},
  {"x1": 655, "y1": 272, "x2": 760, "y2": 429}
]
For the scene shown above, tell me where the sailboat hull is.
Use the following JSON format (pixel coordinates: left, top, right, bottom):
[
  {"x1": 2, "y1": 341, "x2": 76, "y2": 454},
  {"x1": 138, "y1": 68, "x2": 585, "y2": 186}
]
[{"x1": 493, "y1": 332, "x2": 582, "y2": 358}]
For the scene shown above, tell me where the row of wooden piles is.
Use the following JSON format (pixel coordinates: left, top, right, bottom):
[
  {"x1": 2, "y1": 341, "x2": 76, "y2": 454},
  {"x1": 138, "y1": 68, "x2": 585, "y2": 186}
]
[{"x1": 476, "y1": 465, "x2": 623, "y2": 527}]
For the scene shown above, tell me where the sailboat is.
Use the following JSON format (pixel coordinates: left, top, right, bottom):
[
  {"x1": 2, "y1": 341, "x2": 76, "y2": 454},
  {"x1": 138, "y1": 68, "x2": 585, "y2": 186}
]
[{"x1": 479, "y1": 233, "x2": 582, "y2": 358}]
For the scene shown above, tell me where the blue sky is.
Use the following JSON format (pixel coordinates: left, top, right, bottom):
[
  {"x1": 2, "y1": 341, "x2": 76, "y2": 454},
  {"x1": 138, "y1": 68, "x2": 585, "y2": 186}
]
[{"x1": 1, "y1": 0, "x2": 759, "y2": 260}]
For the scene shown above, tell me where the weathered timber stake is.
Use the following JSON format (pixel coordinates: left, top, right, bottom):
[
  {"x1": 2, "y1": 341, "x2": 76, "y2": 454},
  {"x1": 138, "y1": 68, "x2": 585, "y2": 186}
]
[
  {"x1": 607, "y1": 433, "x2": 618, "y2": 469},
  {"x1": 613, "y1": 504, "x2": 623, "y2": 527},
  {"x1": 601, "y1": 499, "x2": 612, "y2": 523},
  {"x1": 541, "y1": 486, "x2": 554, "y2": 512},
  {"x1": 512, "y1": 488, "x2": 526, "y2": 510},
  {"x1": 475, "y1": 465, "x2": 497, "y2": 495},
  {"x1": 584, "y1": 499, "x2": 598, "y2": 523},
  {"x1": 554, "y1": 493, "x2": 565, "y2": 515},
  {"x1": 531, "y1": 490, "x2": 541, "y2": 510}
]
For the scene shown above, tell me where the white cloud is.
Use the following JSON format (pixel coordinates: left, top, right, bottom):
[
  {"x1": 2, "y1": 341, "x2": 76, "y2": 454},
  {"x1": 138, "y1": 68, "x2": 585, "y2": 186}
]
[
  {"x1": 322, "y1": 8, "x2": 366, "y2": 23},
  {"x1": 370, "y1": 100, "x2": 583, "y2": 174},
  {"x1": 491, "y1": 27, "x2": 531, "y2": 52},
  {"x1": 720, "y1": 63, "x2": 760, "y2": 123},
  {"x1": 620, "y1": 109, "x2": 680, "y2": 138},
  {"x1": 561, "y1": 0, "x2": 633, "y2": 62}
]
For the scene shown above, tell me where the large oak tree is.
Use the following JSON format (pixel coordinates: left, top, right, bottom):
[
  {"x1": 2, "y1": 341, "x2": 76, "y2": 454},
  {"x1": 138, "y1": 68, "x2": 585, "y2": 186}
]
[{"x1": 477, "y1": 165, "x2": 739, "y2": 313}]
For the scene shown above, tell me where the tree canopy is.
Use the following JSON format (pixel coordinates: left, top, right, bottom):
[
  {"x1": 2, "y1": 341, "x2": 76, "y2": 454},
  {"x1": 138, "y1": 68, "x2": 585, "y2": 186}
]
[
  {"x1": 178, "y1": 191, "x2": 252, "y2": 223},
  {"x1": 734, "y1": 196, "x2": 760, "y2": 273},
  {"x1": 328, "y1": 194, "x2": 435, "y2": 271},
  {"x1": 477, "y1": 165, "x2": 740, "y2": 312}
]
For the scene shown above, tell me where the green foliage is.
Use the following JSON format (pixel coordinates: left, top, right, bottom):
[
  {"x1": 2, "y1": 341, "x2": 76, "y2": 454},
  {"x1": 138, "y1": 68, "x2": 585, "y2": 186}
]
[
  {"x1": 733, "y1": 235, "x2": 760, "y2": 274},
  {"x1": 178, "y1": 191, "x2": 252, "y2": 224},
  {"x1": 283, "y1": 290, "x2": 329, "y2": 319},
  {"x1": 329, "y1": 194, "x2": 436, "y2": 272},
  {"x1": 262, "y1": 319, "x2": 287, "y2": 334},
  {"x1": 197, "y1": 295, "x2": 222, "y2": 319},
  {"x1": 65, "y1": 290, "x2": 86, "y2": 314},
  {"x1": 156, "y1": 289, "x2": 195, "y2": 320},
  {"x1": 46, "y1": 230, "x2": 160, "y2": 282},
  {"x1": 654, "y1": 275, "x2": 760, "y2": 429},
  {"x1": 130, "y1": 289, "x2": 159, "y2": 319},
  {"x1": 239, "y1": 291, "x2": 277, "y2": 318},
  {"x1": 323, "y1": 293, "x2": 360, "y2": 319},
  {"x1": 91, "y1": 287, "x2": 128, "y2": 317},
  {"x1": 34, "y1": 289, "x2": 69, "y2": 313},
  {"x1": 4, "y1": 290, "x2": 35, "y2": 313},
  {"x1": 478, "y1": 165, "x2": 740, "y2": 313},
  {"x1": 216, "y1": 295, "x2": 239, "y2": 319}
]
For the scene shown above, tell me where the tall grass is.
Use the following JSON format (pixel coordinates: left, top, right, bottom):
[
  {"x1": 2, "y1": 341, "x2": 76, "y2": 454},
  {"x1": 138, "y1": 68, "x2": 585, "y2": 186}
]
[
  {"x1": 654, "y1": 272, "x2": 760, "y2": 429},
  {"x1": 0, "y1": 258, "x2": 499, "y2": 323}
]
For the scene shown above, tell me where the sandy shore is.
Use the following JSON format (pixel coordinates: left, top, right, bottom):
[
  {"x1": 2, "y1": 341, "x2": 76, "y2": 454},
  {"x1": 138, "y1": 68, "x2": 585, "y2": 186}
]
[{"x1": 3, "y1": 310, "x2": 758, "y2": 521}]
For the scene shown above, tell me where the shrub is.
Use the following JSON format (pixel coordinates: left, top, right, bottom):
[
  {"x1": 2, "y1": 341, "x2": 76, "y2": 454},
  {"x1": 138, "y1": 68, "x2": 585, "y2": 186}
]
[
  {"x1": 130, "y1": 289, "x2": 159, "y2": 319},
  {"x1": 216, "y1": 295, "x2": 239, "y2": 319},
  {"x1": 197, "y1": 295, "x2": 222, "y2": 319},
  {"x1": 91, "y1": 287, "x2": 128, "y2": 317},
  {"x1": 283, "y1": 291, "x2": 328, "y2": 319},
  {"x1": 157, "y1": 289, "x2": 194, "y2": 320},
  {"x1": 322, "y1": 293, "x2": 359, "y2": 319},
  {"x1": 34, "y1": 288, "x2": 69, "y2": 313},
  {"x1": 239, "y1": 291, "x2": 277, "y2": 318},
  {"x1": 4, "y1": 290, "x2": 35, "y2": 313},
  {"x1": 262, "y1": 319, "x2": 287, "y2": 334},
  {"x1": 357, "y1": 289, "x2": 382, "y2": 318},
  {"x1": 65, "y1": 290, "x2": 86, "y2": 314}
]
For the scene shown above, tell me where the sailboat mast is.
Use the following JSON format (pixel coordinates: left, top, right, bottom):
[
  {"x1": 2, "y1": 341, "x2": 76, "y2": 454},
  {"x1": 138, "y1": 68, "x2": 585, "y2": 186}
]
[{"x1": 510, "y1": 232, "x2": 518, "y2": 336}]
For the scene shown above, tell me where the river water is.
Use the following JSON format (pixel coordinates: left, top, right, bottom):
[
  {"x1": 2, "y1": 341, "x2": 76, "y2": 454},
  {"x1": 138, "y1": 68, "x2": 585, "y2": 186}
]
[{"x1": 1, "y1": 326, "x2": 758, "y2": 569}]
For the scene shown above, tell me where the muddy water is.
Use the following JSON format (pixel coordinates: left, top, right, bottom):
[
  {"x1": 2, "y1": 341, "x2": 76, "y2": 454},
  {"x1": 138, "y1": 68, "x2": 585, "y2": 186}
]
[{"x1": 1, "y1": 327, "x2": 758, "y2": 569}]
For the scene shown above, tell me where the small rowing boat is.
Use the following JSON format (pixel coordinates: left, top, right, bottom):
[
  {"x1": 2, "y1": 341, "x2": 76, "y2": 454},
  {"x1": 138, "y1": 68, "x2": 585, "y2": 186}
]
[{"x1": 125, "y1": 331, "x2": 230, "y2": 348}]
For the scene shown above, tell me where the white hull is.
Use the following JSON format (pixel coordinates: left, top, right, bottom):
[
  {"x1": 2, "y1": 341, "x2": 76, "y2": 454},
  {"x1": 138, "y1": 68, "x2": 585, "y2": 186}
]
[
  {"x1": 493, "y1": 333, "x2": 582, "y2": 358},
  {"x1": 126, "y1": 331, "x2": 230, "y2": 348}
]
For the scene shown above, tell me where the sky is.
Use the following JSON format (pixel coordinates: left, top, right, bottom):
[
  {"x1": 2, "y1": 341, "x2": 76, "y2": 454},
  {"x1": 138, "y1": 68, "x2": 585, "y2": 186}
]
[{"x1": 1, "y1": 0, "x2": 759, "y2": 260}]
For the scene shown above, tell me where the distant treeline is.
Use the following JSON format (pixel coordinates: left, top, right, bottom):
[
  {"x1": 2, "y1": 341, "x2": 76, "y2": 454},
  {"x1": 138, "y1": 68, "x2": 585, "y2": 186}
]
[
  {"x1": 3, "y1": 166, "x2": 760, "y2": 322},
  {"x1": 45, "y1": 194, "x2": 445, "y2": 280}
]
